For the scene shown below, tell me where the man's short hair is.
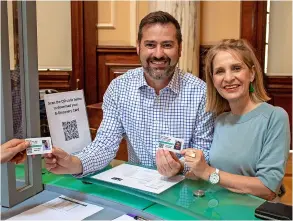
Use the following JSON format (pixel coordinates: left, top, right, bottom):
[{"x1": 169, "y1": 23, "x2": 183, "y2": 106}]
[{"x1": 138, "y1": 11, "x2": 182, "y2": 45}]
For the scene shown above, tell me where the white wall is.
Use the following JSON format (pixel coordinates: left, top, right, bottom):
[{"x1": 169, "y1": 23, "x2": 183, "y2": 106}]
[
  {"x1": 267, "y1": 1, "x2": 292, "y2": 76},
  {"x1": 200, "y1": 1, "x2": 241, "y2": 45},
  {"x1": 36, "y1": 1, "x2": 72, "y2": 70}
]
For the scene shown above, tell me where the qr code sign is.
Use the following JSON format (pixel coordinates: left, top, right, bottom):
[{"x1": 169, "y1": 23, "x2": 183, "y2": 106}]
[{"x1": 62, "y1": 120, "x2": 79, "y2": 141}]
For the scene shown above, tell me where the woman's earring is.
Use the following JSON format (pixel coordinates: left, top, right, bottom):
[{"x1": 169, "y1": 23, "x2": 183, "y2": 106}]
[{"x1": 249, "y1": 82, "x2": 255, "y2": 92}]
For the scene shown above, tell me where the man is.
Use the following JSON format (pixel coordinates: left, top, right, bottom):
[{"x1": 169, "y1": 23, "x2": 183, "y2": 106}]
[
  {"x1": 44, "y1": 11, "x2": 215, "y2": 178},
  {"x1": 1, "y1": 139, "x2": 30, "y2": 164}
]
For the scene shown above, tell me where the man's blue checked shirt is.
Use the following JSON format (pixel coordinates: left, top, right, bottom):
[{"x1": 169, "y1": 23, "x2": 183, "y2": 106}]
[{"x1": 75, "y1": 67, "x2": 215, "y2": 176}]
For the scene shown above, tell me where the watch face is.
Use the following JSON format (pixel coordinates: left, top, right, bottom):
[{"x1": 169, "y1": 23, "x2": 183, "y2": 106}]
[{"x1": 209, "y1": 172, "x2": 220, "y2": 184}]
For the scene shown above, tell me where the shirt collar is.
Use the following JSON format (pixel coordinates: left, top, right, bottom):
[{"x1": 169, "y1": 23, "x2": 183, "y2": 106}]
[{"x1": 137, "y1": 68, "x2": 148, "y2": 89}]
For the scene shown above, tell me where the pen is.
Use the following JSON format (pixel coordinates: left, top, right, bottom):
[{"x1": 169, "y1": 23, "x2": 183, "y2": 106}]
[
  {"x1": 58, "y1": 196, "x2": 87, "y2": 207},
  {"x1": 127, "y1": 213, "x2": 149, "y2": 221}
]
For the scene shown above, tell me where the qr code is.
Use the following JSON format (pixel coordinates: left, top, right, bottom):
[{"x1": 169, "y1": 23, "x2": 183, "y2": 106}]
[{"x1": 62, "y1": 120, "x2": 79, "y2": 141}]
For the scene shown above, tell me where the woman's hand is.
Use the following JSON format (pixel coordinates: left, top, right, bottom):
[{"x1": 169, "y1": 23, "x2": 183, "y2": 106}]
[
  {"x1": 1, "y1": 139, "x2": 30, "y2": 164},
  {"x1": 181, "y1": 148, "x2": 212, "y2": 180}
]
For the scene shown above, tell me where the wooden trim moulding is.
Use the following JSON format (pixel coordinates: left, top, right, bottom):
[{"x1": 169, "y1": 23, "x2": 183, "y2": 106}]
[
  {"x1": 39, "y1": 70, "x2": 71, "y2": 91},
  {"x1": 199, "y1": 45, "x2": 212, "y2": 80},
  {"x1": 240, "y1": 1, "x2": 267, "y2": 71},
  {"x1": 71, "y1": 1, "x2": 84, "y2": 91},
  {"x1": 97, "y1": 46, "x2": 137, "y2": 53},
  {"x1": 71, "y1": 1, "x2": 98, "y2": 105},
  {"x1": 83, "y1": 2, "x2": 97, "y2": 105},
  {"x1": 266, "y1": 76, "x2": 292, "y2": 93}
]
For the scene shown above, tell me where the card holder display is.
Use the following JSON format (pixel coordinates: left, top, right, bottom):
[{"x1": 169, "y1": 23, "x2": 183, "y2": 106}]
[{"x1": 255, "y1": 201, "x2": 292, "y2": 220}]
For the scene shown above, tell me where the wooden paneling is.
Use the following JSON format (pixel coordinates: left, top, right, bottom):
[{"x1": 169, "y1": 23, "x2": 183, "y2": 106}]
[
  {"x1": 266, "y1": 76, "x2": 292, "y2": 148},
  {"x1": 87, "y1": 46, "x2": 141, "y2": 161},
  {"x1": 87, "y1": 102, "x2": 128, "y2": 161},
  {"x1": 87, "y1": 102, "x2": 103, "y2": 129},
  {"x1": 96, "y1": 46, "x2": 140, "y2": 102},
  {"x1": 266, "y1": 76, "x2": 292, "y2": 94},
  {"x1": 39, "y1": 70, "x2": 71, "y2": 92},
  {"x1": 71, "y1": 2, "x2": 84, "y2": 91},
  {"x1": 199, "y1": 45, "x2": 212, "y2": 81},
  {"x1": 71, "y1": 1, "x2": 97, "y2": 105},
  {"x1": 241, "y1": 1, "x2": 267, "y2": 70},
  {"x1": 281, "y1": 153, "x2": 292, "y2": 205},
  {"x1": 285, "y1": 153, "x2": 292, "y2": 177},
  {"x1": 84, "y1": 2, "x2": 97, "y2": 104}
]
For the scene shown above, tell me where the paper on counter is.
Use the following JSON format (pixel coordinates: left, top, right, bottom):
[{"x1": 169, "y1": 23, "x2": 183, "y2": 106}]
[
  {"x1": 91, "y1": 164, "x2": 185, "y2": 194},
  {"x1": 8, "y1": 195, "x2": 103, "y2": 220},
  {"x1": 112, "y1": 214, "x2": 136, "y2": 221}
]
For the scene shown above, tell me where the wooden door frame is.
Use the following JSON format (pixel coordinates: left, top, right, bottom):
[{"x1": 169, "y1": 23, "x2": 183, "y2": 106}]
[
  {"x1": 240, "y1": 1, "x2": 267, "y2": 72},
  {"x1": 71, "y1": 1, "x2": 97, "y2": 105},
  {"x1": 71, "y1": 1, "x2": 267, "y2": 104}
]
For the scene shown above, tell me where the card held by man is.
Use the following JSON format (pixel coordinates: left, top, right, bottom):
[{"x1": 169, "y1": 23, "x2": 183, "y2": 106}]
[{"x1": 158, "y1": 135, "x2": 184, "y2": 153}]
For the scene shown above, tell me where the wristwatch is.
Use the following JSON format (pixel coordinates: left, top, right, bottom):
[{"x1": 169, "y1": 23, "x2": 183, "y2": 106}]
[{"x1": 209, "y1": 168, "x2": 220, "y2": 184}]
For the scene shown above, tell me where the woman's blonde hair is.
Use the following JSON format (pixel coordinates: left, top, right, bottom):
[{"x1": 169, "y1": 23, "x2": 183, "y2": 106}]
[{"x1": 205, "y1": 39, "x2": 270, "y2": 115}]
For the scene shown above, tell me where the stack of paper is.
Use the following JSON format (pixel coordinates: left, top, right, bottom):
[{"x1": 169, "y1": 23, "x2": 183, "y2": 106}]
[
  {"x1": 91, "y1": 164, "x2": 185, "y2": 194},
  {"x1": 8, "y1": 195, "x2": 103, "y2": 220}
]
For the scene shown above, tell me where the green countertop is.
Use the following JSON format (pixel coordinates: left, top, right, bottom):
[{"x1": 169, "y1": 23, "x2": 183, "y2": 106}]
[
  {"x1": 15, "y1": 163, "x2": 154, "y2": 210},
  {"x1": 84, "y1": 172, "x2": 264, "y2": 220},
  {"x1": 15, "y1": 162, "x2": 264, "y2": 220}
]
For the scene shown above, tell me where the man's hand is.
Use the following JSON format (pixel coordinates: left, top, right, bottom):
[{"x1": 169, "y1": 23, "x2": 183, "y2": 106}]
[
  {"x1": 156, "y1": 149, "x2": 183, "y2": 177},
  {"x1": 43, "y1": 147, "x2": 83, "y2": 175},
  {"x1": 1, "y1": 139, "x2": 30, "y2": 164}
]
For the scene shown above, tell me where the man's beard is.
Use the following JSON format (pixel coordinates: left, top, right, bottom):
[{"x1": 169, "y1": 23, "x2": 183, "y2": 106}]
[{"x1": 142, "y1": 56, "x2": 178, "y2": 80}]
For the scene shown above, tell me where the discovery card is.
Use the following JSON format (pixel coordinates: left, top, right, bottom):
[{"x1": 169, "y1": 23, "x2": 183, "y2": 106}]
[
  {"x1": 25, "y1": 137, "x2": 52, "y2": 155},
  {"x1": 158, "y1": 135, "x2": 184, "y2": 153}
]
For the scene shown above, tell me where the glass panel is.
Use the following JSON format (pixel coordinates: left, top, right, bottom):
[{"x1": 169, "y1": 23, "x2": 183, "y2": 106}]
[
  {"x1": 7, "y1": 1, "x2": 25, "y2": 189},
  {"x1": 42, "y1": 161, "x2": 265, "y2": 220},
  {"x1": 8, "y1": 1, "x2": 29, "y2": 189},
  {"x1": 2, "y1": 1, "x2": 43, "y2": 207}
]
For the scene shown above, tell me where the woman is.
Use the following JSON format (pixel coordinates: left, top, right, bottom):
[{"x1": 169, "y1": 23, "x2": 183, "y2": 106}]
[{"x1": 181, "y1": 39, "x2": 290, "y2": 200}]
